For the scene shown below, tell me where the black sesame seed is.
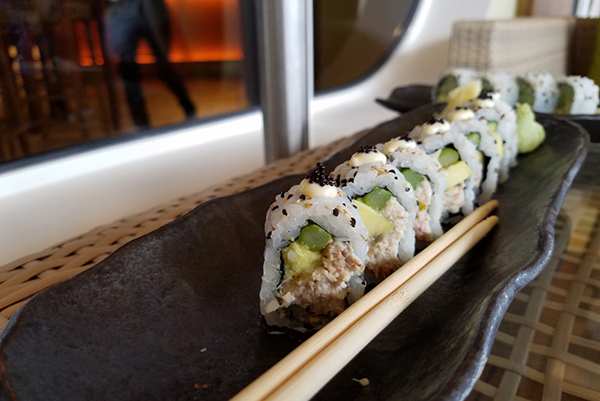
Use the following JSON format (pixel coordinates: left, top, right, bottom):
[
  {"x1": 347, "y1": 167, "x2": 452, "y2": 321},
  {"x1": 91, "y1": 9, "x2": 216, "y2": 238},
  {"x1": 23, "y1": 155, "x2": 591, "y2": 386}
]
[
  {"x1": 287, "y1": 194, "x2": 293, "y2": 200},
  {"x1": 300, "y1": 194, "x2": 306, "y2": 200},
  {"x1": 426, "y1": 117, "x2": 445, "y2": 125},
  {"x1": 272, "y1": 205, "x2": 279, "y2": 211},
  {"x1": 478, "y1": 89, "x2": 494, "y2": 100},
  {"x1": 350, "y1": 217, "x2": 356, "y2": 227},
  {"x1": 280, "y1": 193, "x2": 285, "y2": 199},
  {"x1": 356, "y1": 145, "x2": 378, "y2": 154},
  {"x1": 405, "y1": 187, "x2": 410, "y2": 192},
  {"x1": 348, "y1": 178, "x2": 354, "y2": 183},
  {"x1": 333, "y1": 209, "x2": 339, "y2": 216},
  {"x1": 343, "y1": 203, "x2": 347, "y2": 207},
  {"x1": 282, "y1": 209, "x2": 288, "y2": 216},
  {"x1": 353, "y1": 204, "x2": 358, "y2": 209},
  {"x1": 266, "y1": 232, "x2": 272, "y2": 239},
  {"x1": 394, "y1": 176, "x2": 398, "y2": 180}
]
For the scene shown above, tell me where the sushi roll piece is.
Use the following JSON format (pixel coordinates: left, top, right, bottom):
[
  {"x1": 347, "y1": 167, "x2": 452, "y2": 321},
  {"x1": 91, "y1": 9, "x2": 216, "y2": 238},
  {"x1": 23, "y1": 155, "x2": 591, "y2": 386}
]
[
  {"x1": 331, "y1": 146, "x2": 417, "y2": 279},
  {"x1": 460, "y1": 90, "x2": 518, "y2": 183},
  {"x1": 443, "y1": 107, "x2": 503, "y2": 204},
  {"x1": 378, "y1": 137, "x2": 446, "y2": 242},
  {"x1": 554, "y1": 76, "x2": 599, "y2": 115},
  {"x1": 433, "y1": 68, "x2": 479, "y2": 102},
  {"x1": 408, "y1": 117, "x2": 479, "y2": 216},
  {"x1": 516, "y1": 71, "x2": 558, "y2": 113},
  {"x1": 482, "y1": 72, "x2": 519, "y2": 107},
  {"x1": 260, "y1": 163, "x2": 369, "y2": 329}
]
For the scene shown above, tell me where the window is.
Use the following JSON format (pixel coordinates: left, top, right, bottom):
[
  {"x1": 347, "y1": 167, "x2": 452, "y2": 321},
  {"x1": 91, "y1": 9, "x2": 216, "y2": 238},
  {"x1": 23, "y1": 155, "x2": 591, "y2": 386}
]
[
  {"x1": 0, "y1": 0, "x2": 257, "y2": 165},
  {"x1": 313, "y1": 0, "x2": 419, "y2": 92}
]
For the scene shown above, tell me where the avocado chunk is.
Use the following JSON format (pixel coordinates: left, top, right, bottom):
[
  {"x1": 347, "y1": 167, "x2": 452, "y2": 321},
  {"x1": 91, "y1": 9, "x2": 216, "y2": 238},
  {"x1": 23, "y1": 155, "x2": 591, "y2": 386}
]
[
  {"x1": 282, "y1": 241, "x2": 322, "y2": 279},
  {"x1": 490, "y1": 132, "x2": 504, "y2": 157},
  {"x1": 359, "y1": 187, "x2": 393, "y2": 212},
  {"x1": 442, "y1": 161, "x2": 472, "y2": 189},
  {"x1": 516, "y1": 103, "x2": 546, "y2": 153},
  {"x1": 438, "y1": 148, "x2": 460, "y2": 167},
  {"x1": 467, "y1": 132, "x2": 481, "y2": 146},
  {"x1": 353, "y1": 199, "x2": 394, "y2": 239},
  {"x1": 297, "y1": 223, "x2": 332, "y2": 252},
  {"x1": 475, "y1": 150, "x2": 484, "y2": 165},
  {"x1": 401, "y1": 168, "x2": 425, "y2": 190},
  {"x1": 554, "y1": 82, "x2": 574, "y2": 115},
  {"x1": 517, "y1": 77, "x2": 534, "y2": 106},
  {"x1": 436, "y1": 75, "x2": 459, "y2": 102},
  {"x1": 487, "y1": 121, "x2": 498, "y2": 133}
]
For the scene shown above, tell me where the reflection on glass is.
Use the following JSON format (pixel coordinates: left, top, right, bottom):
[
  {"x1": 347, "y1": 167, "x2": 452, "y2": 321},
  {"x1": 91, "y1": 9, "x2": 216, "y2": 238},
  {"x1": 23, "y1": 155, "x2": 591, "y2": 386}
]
[
  {"x1": 0, "y1": 0, "x2": 254, "y2": 164},
  {"x1": 313, "y1": 0, "x2": 418, "y2": 92}
]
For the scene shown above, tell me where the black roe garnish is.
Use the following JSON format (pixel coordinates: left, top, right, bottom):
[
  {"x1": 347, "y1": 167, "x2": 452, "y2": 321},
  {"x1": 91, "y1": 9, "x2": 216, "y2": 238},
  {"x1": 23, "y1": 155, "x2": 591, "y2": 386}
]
[
  {"x1": 356, "y1": 145, "x2": 378, "y2": 154},
  {"x1": 287, "y1": 194, "x2": 293, "y2": 200},
  {"x1": 305, "y1": 163, "x2": 336, "y2": 187},
  {"x1": 282, "y1": 209, "x2": 288, "y2": 216},
  {"x1": 426, "y1": 117, "x2": 445, "y2": 125},
  {"x1": 478, "y1": 89, "x2": 495, "y2": 100},
  {"x1": 333, "y1": 208, "x2": 339, "y2": 216},
  {"x1": 299, "y1": 194, "x2": 306, "y2": 200},
  {"x1": 272, "y1": 205, "x2": 279, "y2": 211},
  {"x1": 266, "y1": 232, "x2": 272, "y2": 239},
  {"x1": 350, "y1": 217, "x2": 356, "y2": 227}
]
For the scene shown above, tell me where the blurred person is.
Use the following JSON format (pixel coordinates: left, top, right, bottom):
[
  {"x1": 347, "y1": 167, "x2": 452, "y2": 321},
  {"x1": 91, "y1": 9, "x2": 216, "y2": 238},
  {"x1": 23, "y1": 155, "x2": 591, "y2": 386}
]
[{"x1": 106, "y1": 0, "x2": 196, "y2": 129}]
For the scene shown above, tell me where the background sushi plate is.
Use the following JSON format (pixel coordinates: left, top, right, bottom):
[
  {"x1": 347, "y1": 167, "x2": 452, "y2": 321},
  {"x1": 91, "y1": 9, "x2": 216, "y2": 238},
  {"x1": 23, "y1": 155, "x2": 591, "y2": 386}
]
[
  {"x1": 377, "y1": 85, "x2": 600, "y2": 143},
  {"x1": 0, "y1": 105, "x2": 589, "y2": 401}
]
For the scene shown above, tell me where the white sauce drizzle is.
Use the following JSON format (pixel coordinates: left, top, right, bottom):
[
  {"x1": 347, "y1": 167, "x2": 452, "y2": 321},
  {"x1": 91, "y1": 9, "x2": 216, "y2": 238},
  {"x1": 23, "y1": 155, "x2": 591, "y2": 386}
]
[
  {"x1": 349, "y1": 150, "x2": 387, "y2": 167},
  {"x1": 299, "y1": 179, "x2": 337, "y2": 197},
  {"x1": 383, "y1": 139, "x2": 416, "y2": 154},
  {"x1": 422, "y1": 120, "x2": 450, "y2": 136},
  {"x1": 447, "y1": 108, "x2": 475, "y2": 122}
]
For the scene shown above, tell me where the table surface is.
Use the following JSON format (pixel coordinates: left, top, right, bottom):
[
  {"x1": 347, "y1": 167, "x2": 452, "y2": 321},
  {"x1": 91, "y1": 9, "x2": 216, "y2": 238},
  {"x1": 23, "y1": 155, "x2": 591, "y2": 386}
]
[{"x1": 0, "y1": 136, "x2": 599, "y2": 401}]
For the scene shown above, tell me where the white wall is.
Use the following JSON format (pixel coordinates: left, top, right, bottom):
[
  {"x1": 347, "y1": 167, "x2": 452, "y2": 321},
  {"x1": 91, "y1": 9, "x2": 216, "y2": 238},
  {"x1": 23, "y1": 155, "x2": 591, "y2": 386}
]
[{"x1": 1, "y1": 0, "x2": 494, "y2": 265}]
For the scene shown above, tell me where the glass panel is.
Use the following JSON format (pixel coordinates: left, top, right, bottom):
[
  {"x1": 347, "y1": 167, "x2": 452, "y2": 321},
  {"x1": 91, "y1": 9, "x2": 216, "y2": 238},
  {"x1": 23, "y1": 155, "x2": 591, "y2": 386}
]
[
  {"x1": 0, "y1": 0, "x2": 257, "y2": 165},
  {"x1": 313, "y1": 0, "x2": 419, "y2": 92}
]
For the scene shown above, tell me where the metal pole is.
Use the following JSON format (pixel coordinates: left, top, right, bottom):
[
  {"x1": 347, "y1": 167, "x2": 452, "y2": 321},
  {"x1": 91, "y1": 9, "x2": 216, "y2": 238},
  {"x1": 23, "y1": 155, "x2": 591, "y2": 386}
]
[{"x1": 256, "y1": 0, "x2": 313, "y2": 164}]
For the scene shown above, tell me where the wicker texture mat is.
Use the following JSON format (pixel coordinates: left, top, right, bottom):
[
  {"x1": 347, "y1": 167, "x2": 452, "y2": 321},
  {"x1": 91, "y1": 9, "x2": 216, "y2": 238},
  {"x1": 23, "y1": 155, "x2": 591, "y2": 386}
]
[{"x1": 2, "y1": 133, "x2": 600, "y2": 399}]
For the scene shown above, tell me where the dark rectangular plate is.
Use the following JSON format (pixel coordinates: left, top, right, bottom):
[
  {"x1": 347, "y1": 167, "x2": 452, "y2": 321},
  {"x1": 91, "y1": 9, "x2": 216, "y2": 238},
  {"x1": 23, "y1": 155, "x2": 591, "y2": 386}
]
[{"x1": 0, "y1": 105, "x2": 589, "y2": 401}]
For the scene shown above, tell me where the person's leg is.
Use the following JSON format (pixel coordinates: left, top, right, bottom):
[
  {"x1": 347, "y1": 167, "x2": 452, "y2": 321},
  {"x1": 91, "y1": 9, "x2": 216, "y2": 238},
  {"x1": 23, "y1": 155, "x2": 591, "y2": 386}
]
[
  {"x1": 106, "y1": 2, "x2": 150, "y2": 128},
  {"x1": 143, "y1": 27, "x2": 196, "y2": 118}
]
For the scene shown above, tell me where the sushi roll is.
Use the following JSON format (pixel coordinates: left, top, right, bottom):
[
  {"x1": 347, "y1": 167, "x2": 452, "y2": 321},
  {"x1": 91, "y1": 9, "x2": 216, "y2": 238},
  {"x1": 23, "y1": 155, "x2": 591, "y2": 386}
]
[
  {"x1": 554, "y1": 76, "x2": 599, "y2": 115},
  {"x1": 260, "y1": 163, "x2": 369, "y2": 329},
  {"x1": 460, "y1": 90, "x2": 518, "y2": 183},
  {"x1": 443, "y1": 107, "x2": 502, "y2": 204},
  {"x1": 332, "y1": 146, "x2": 417, "y2": 278},
  {"x1": 378, "y1": 137, "x2": 446, "y2": 242},
  {"x1": 482, "y1": 72, "x2": 519, "y2": 107},
  {"x1": 516, "y1": 71, "x2": 558, "y2": 113},
  {"x1": 408, "y1": 117, "x2": 479, "y2": 216},
  {"x1": 433, "y1": 68, "x2": 479, "y2": 103}
]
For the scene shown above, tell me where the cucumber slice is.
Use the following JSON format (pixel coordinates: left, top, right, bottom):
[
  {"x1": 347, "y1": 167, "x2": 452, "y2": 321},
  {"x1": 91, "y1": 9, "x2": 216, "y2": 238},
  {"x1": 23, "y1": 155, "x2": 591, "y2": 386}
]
[
  {"x1": 436, "y1": 75, "x2": 459, "y2": 102},
  {"x1": 438, "y1": 148, "x2": 460, "y2": 167},
  {"x1": 297, "y1": 223, "x2": 332, "y2": 252},
  {"x1": 467, "y1": 132, "x2": 481, "y2": 146},
  {"x1": 359, "y1": 187, "x2": 392, "y2": 212},
  {"x1": 401, "y1": 168, "x2": 425, "y2": 190},
  {"x1": 554, "y1": 82, "x2": 574, "y2": 115},
  {"x1": 487, "y1": 121, "x2": 498, "y2": 133},
  {"x1": 517, "y1": 77, "x2": 535, "y2": 106}
]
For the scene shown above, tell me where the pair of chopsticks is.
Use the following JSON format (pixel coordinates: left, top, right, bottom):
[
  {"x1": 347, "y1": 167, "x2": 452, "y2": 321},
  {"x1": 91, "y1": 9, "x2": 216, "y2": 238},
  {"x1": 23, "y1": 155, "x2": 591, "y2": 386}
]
[{"x1": 231, "y1": 200, "x2": 499, "y2": 401}]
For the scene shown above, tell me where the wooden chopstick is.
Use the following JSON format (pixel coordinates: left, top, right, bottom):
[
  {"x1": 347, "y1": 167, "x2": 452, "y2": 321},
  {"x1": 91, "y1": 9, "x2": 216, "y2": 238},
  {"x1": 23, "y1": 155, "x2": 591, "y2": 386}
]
[
  {"x1": 265, "y1": 216, "x2": 498, "y2": 401},
  {"x1": 231, "y1": 200, "x2": 498, "y2": 401}
]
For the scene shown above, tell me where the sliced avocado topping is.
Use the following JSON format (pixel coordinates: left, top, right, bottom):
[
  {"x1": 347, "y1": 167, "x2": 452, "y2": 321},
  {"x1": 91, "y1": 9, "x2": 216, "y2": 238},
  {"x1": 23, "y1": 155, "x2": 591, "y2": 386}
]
[
  {"x1": 481, "y1": 78, "x2": 494, "y2": 92},
  {"x1": 475, "y1": 150, "x2": 484, "y2": 165},
  {"x1": 554, "y1": 82, "x2": 574, "y2": 115},
  {"x1": 490, "y1": 132, "x2": 504, "y2": 157},
  {"x1": 516, "y1": 77, "x2": 534, "y2": 106},
  {"x1": 297, "y1": 223, "x2": 332, "y2": 252},
  {"x1": 353, "y1": 199, "x2": 394, "y2": 239},
  {"x1": 401, "y1": 168, "x2": 425, "y2": 190},
  {"x1": 467, "y1": 132, "x2": 481, "y2": 146},
  {"x1": 436, "y1": 75, "x2": 459, "y2": 102},
  {"x1": 439, "y1": 148, "x2": 460, "y2": 167},
  {"x1": 282, "y1": 241, "x2": 322, "y2": 279},
  {"x1": 516, "y1": 103, "x2": 546, "y2": 153},
  {"x1": 487, "y1": 121, "x2": 498, "y2": 133},
  {"x1": 442, "y1": 161, "x2": 473, "y2": 189},
  {"x1": 359, "y1": 187, "x2": 393, "y2": 212}
]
